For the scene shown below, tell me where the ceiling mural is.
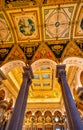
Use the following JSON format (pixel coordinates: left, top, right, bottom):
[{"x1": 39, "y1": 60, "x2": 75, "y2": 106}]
[
  {"x1": 4, "y1": 45, "x2": 27, "y2": 63},
  {"x1": 0, "y1": 0, "x2": 83, "y2": 115},
  {"x1": 6, "y1": 8, "x2": 41, "y2": 43},
  {"x1": 0, "y1": 45, "x2": 13, "y2": 63},
  {"x1": 5, "y1": 0, "x2": 37, "y2": 8},
  {"x1": 0, "y1": 12, "x2": 13, "y2": 43},
  {"x1": 76, "y1": 41, "x2": 83, "y2": 51},
  {"x1": 32, "y1": 43, "x2": 56, "y2": 63},
  {"x1": 0, "y1": 0, "x2": 82, "y2": 65},
  {"x1": 74, "y1": 3, "x2": 83, "y2": 37},
  {"x1": 42, "y1": 4, "x2": 76, "y2": 40},
  {"x1": 47, "y1": 42, "x2": 67, "y2": 59},
  {"x1": 62, "y1": 40, "x2": 83, "y2": 60},
  {"x1": 19, "y1": 43, "x2": 39, "y2": 61}
]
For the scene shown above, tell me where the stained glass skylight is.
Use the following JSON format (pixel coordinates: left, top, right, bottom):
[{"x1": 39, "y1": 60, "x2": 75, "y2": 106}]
[
  {"x1": 32, "y1": 66, "x2": 53, "y2": 90},
  {"x1": 34, "y1": 74, "x2": 39, "y2": 79},
  {"x1": 42, "y1": 74, "x2": 50, "y2": 79},
  {"x1": 43, "y1": 82, "x2": 50, "y2": 86}
]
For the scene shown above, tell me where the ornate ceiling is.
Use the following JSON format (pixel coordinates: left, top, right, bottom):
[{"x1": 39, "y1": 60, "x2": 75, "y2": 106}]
[
  {"x1": 0, "y1": 0, "x2": 83, "y2": 65},
  {"x1": 0, "y1": 0, "x2": 83, "y2": 112}
]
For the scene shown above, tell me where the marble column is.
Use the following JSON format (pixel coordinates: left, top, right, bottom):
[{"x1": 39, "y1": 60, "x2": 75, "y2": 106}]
[
  {"x1": 6, "y1": 65, "x2": 33, "y2": 130},
  {"x1": 56, "y1": 64, "x2": 83, "y2": 130}
]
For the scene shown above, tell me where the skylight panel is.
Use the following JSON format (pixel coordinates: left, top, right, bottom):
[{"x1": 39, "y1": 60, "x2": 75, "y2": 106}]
[
  {"x1": 43, "y1": 82, "x2": 50, "y2": 86},
  {"x1": 41, "y1": 66, "x2": 50, "y2": 70},
  {"x1": 42, "y1": 74, "x2": 50, "y2": 79},
  {"x1": 34, "y1": 74, "x2": 39, "y2": 79},
  {"x1": 34, "y1": 82, "x2": 41, "y2": 86}
]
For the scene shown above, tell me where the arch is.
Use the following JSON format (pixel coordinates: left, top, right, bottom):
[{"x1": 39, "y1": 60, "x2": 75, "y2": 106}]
[
  {"x1": 1, "y1": 60, "x2": 25, "y2": 74},
  {"x1": 54, "y1": 110, "x2": 64, "y2": 123},
  {"x1": 31, "y1": 59, "x2": 57, "y2": 93},
  {"x1": 35, "y1": 110, "x2": 42, "y2": 117},
  {"x1": 44, "y1": 110, "x2": 52, "y2": 123},
  {"x1": 1, "y1": 58, "x2": 58, "y2": 76},
  {"x1": 26, "y1": 111, "x2": 32, "y2": 118},
  {"x1": 63, "y1": 57, "x2": 83, "y2": 89},
  {"x1": 53, "y1": 109, "x2": 63, "y2": 115},
  {"x1": 54, "y1": 110, "x2": 62, "y2": 117},
  {"x1": 63, "y1": 57, "x2": 83, "y2": 69},
  {"x1": 34, "y1": 111, "x2": 42, "y2": 123},
  {"x1": 31, "y1": 58, "x2": 57, "y2": 72},
  {"x1": 44, "y1": 110, "x2": 52, "y2": 117}
]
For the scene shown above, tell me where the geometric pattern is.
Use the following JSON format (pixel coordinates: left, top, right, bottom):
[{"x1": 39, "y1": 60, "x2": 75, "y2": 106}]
[
  {"x1": 32, "y1": 43, "x2": 56, "y2": 63},
  {"x1": 47, "y1": 43, "x2": 67, "y2": 58},
  {"x1": 62, "y1": 41, "x2": 83, "y2": 59},
  {"x1": 75, "y1": 42, "x2": 83, "y2": 52},
  {"x1": 4, "y1": 45, "x2": 27, "y2": 63},
  {"x1": 0, "y1": 12, "x2": 13, "y2": 43},
  {"x1": 7, "y1": 8, "x2": 41, "y2": 43},
  {"x1": 42, "y1": 4, "x2": 76, "y2": 40},
  {"x1": 5, "y1": 0, "x2": 37, "y2": 8},
  {"x1": 19, "y1": 44, "x2": 39, "y2": 60},
  {"x1": 0, "y1": 45, "x2": 13, "y2": 63},
  {"x1": 74, "y1": 3, "x2": 83, "y2": 38}
]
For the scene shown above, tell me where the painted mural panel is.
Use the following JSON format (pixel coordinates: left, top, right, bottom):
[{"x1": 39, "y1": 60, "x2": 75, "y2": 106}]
[
  {"x1": 42, "y1": 4, "x2": 76, "y2": 40},
  {"x1": 5, "y1": 0, "x2": 37, "y2": 8},
  {"x1": 0, "y1": 12, "x2": 13, "y2": 43},
  {"x1": 74, "y1": 4, "x2": 83, "y2": 37},
  {"x1": 7, "y1": 8, "x2": 41, "y2": 43}
]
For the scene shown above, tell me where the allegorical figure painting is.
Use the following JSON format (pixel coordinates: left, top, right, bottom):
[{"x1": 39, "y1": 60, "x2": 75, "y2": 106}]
[{"x1": 18, "y1": 18, "x2": 35, "y2": 36}]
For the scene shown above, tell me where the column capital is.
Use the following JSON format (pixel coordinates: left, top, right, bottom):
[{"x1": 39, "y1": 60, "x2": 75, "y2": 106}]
[
  {"x1": 56, "y1": 64, "x2": 66, "y2": 82},
  {"x1": 23, "y1": 65, "x2": 34, "y2": 82}
]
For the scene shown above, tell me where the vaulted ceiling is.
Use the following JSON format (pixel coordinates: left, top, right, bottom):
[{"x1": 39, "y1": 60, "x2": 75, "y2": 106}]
[
  {"x1": 0, "y1": 0, "x2": 83, "y2": 112},
  {"x1": 0, "y1": 0, "x2": 83, "y2": 65}
]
